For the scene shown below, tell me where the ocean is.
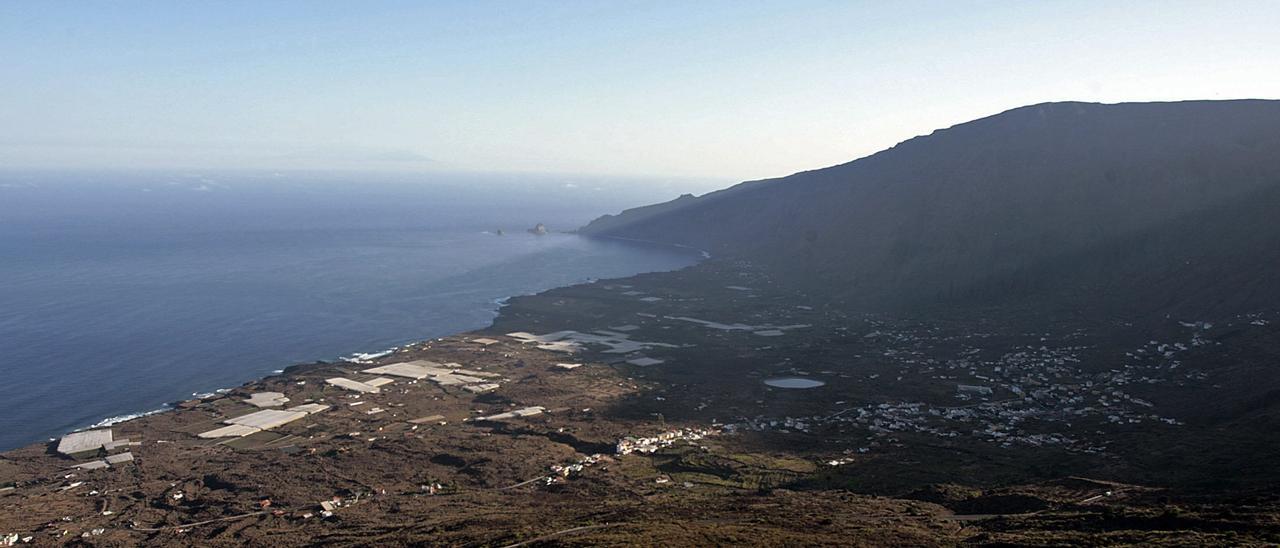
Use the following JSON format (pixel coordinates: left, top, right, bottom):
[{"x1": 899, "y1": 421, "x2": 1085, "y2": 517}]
[{"x1": 0, "y1": 170, "x2": 709, "y2": 450}]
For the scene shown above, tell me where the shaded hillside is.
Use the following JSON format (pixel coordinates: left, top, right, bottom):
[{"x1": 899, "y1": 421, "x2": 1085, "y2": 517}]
[{"x1": 581, "y1": 100, "x2": 1280, "y2": 317}]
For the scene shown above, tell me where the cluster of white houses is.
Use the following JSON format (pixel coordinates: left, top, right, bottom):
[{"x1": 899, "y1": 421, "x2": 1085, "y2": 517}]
[{"x1": 615, "y1": 427, "x2": 717, "y2": 455}]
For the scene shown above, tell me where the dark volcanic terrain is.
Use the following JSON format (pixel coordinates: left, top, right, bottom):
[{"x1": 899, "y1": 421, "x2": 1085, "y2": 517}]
[
  {"x1": 3, "y1": 259, "x2": 1280, "y2": 546},
  {"x1": 5, "y1": 100, "x2": 1280, "y2": 546}
]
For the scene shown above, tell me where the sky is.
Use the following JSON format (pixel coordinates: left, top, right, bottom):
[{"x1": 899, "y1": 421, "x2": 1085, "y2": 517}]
[{"x1": 2, "y1": 1, "x2": 1278, "y2": 181}]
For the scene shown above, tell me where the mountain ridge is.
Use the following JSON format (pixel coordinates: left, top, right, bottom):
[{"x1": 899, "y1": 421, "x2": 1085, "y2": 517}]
[{"x1": 580, "y1": 99, "x2": 1280, "y2": 318}]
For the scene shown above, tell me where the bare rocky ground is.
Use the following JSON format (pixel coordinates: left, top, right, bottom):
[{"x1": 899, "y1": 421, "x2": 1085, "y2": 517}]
[{"x1": 3, "y1": 259, "x2": 1280, "y2": 546}]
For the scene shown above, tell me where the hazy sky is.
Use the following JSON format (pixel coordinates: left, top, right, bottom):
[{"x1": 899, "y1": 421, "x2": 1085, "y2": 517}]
[{"x1": 2, "y1": 1, "x2": 1278, "y2": 181}]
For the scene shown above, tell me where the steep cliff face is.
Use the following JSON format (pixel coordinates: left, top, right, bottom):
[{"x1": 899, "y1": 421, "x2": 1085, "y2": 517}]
[{"x1": 581, "y1": 100, "x2": 1280, "y2": 317}]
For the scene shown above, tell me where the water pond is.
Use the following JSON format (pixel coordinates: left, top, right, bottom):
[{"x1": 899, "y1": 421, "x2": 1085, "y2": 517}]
[{"x1": 763, "y1": 377, "x2": 826, "y2": 389}]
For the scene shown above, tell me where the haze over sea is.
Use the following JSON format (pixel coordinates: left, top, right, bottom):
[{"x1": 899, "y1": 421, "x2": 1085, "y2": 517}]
[{"x1": 0, "y1": 171, "x2": 711, "y2": 450}]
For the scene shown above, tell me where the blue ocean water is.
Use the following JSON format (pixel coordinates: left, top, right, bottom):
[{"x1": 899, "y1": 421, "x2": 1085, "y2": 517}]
[{"x1": 0, "y1": 171, "x2": 709, "y2": 450}]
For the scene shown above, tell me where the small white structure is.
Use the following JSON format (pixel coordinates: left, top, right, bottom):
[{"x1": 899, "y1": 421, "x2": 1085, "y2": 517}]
[
  {"x1": 471, "y1": 338, "x2": 500, "y2": 346},
  {"x1": 288, "y1": 403, "x2": 331, "y2": 415},
  {"x1": 198, "y1": 424, "x2": 261, "y2": 439},
  {"x1": 554, "y1": 363, "x2": 583, "y2": 370},
  {"x1": 69, "y1": 451, "x2": 135, "y2": 471},
  {"x1": 245, "y1": 392, "x2": 290, "y2": 408},
  {"x1": 446, "y1": 365, "x2": 500, "y2": 378},
  {"x1": 57, "y1": 429, "x2": 113, "y2": 456},
  {"x1": 475, "y1": 406, "x2": 545, "y2": 422},
  {"x1": 326, "y1": 377, "x2": 381, "y2": 394},
  {"x1": 226, "y1": 409, "x2": 308, "y2": 430},
  {"x1": 105, "y1": 452, "x2": 134, "y2": 465},
  {"x1": 362, "y1": 361, "x2": 437, "y2": 380},
  {"x1": 104, "y1": 438, "x2": 140, "y2": 451},
  {"x1": 433, "y1": 373, "x2": 487, "y2": 386}
]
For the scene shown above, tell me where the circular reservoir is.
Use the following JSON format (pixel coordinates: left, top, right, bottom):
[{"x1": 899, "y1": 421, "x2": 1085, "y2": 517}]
[{"x1": 763, "y1": 377, "x2": 826, "y2": 389}]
